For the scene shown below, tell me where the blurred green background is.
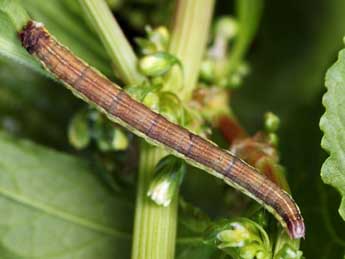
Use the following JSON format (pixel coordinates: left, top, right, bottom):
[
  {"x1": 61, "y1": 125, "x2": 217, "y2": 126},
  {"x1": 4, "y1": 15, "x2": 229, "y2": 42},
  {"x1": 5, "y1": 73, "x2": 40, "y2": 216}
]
[{"x1": 235, "y1": 0, "x2": 345, "y2": 258}]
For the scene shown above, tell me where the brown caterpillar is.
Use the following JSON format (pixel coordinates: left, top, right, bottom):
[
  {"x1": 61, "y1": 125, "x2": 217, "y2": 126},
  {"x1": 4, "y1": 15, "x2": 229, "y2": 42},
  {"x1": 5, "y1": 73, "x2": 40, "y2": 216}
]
[{"x1": 19, "y1": 21, "x2": 305, "y2": 239}]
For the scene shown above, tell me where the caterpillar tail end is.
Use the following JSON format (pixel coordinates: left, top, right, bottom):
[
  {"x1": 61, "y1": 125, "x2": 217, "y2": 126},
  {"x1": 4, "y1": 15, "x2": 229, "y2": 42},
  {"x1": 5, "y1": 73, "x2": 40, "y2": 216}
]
[{"x1": 287, "y1": 217, "x2": 305, "y2": 239}]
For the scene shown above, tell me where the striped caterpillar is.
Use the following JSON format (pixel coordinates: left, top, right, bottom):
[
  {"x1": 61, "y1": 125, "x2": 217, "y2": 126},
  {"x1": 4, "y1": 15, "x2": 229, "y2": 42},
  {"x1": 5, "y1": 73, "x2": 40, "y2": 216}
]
[{"x1": 19, "y1": 21, "x2": 305, "y2": 239}]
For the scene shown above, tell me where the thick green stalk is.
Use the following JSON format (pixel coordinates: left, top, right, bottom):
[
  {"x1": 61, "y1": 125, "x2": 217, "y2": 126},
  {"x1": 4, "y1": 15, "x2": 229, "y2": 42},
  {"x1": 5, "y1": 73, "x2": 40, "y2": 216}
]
[
  {"x1": 227, "y1": 0, "x2": 264, "y2": 75},
  {"x1": 77, "y1": 2, "x2": 179, "y2": 258},
  {"x1": 78, "y1": 0, "x2": 144, "y2": 85},
  {"x1": 133, "y1": 1, "x2": 214, "y2": 259},
  {"x1": 131, "y1": 142, "x2": 178, "y2": 259},
  {"x1": 164, "y1": 0, "x2": 215, "y2": 100}
]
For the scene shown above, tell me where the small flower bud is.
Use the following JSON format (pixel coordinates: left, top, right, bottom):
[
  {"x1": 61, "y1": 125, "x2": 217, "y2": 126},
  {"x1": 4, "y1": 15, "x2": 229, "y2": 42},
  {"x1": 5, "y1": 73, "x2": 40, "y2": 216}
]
[
  {"x1": 148, "y1": 26, "x2": 170, "y2": 51},
  {"x1": 143, "y1": 92, "x2": 160, "y2": 112},
  {"x1": 227, "y1": 63, "x2": 250, "y2": 88},
  {"x1": 68, "y1": 110, "x2": 90, "y2": 149},
  {"x1": 215, "y1": 16, "x2": 238, "y2": 40},
  {"x1": 264, "y1": 112, "x2": 280, "y2": 132},
  {"x1": 240, "y1": 243, "x2": 268, "y2": 259},
  {"x1": 111, "y1": 128, "x2": 128, "y2": 150},
  {"x1": 139, "y1": 52, "x2": 180, "y2": 77},
  {"x1": 147, "y1": 155, "x2": 185, "y2": 206},
  {"x1": 200, "y1": 60, "x2": 215, "y2": 82},
  {"x1": 91, "y1": 112, "x2": 129, "y2": 152},
  {"x1": 96, "y1": 129, "x2": 127, "y2": 152},
  {"x1": 217, "y1": 222, "x2": 251, "y2": 248},
  {"x1": 267, "y1": 132, "x2": 279, "y2": 146}
]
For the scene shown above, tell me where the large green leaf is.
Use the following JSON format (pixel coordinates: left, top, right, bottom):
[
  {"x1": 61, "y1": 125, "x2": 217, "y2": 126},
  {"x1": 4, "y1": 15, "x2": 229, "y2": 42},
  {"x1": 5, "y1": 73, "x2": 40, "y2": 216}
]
[
  {"x1": 0, "y1": 0, "x2": 44, "y2": 75},
  {"x1": 320, "y1": 48, "x2": 345, "y2": 219},
  {"x1": 20, "y1": 0, "x2": 112, "y2": 76},
  {"x1": 0, "y1": 59, "x2": 79, "y2": 148},
  {"x1": 0, "y1": 131, "x2": 133, "y2": 258},
  {"x1": 0, "y1": 0, "x2": 112, "y2": 77},
  {"x1": 0, "y1": 0, "x2": 114, "y2": 147}
]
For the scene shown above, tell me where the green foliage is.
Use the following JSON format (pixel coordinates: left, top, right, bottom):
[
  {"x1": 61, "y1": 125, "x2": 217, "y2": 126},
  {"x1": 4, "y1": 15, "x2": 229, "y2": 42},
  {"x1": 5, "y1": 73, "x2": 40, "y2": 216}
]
[
  {"x1": 0, "y1": 0, "x2": 112, "y2": 76},
  {"x1": 234, "y1": 1, "x2": 345, "y2": 258},
  {"x1": 0, "y1": 131, "x2": 133, "y2": 258},
  {"x1": 1, "y1": 0, "x2": 345, "y2": 258},
  {"x1": 0, "y1": 0, "x2": 43, "y2": 75},
  {"x1": 204, "y1": 218, "x2": 271, "y2": 259},
  {"x1": 0, "y1": 60, "x2": 78, "y2": 148},
  {"x1": 20, "y1": 0, "x2": 113, "y2": 76},
  {"x1": 68, "y1": 108, "x2": 129, "y2": 151},
  {"x1": 321, "y1": 48, "x2": 345, "y2": 220}
]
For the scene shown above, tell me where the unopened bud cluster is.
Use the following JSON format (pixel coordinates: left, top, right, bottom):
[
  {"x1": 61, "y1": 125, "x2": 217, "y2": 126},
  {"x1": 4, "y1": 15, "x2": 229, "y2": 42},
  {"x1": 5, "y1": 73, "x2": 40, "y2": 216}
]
[
  {"x1": 204, "y1": 218, "x2": 271, "y2": 259},
  {"x1": 68, "y1": 108, "x2": 128, "y2": 151},
  {"x1": 199, "y1": 16, "x2": 250, "y2": 89},
  {"x1": 136, "y1": 26, "x2": 181, "y2": 78},
  {"x1": 127, "y1": 26, "x2": 196, "y2": 129},
  {"x1": 264, "y1": 112, "x2": 281, "y2": 146}
]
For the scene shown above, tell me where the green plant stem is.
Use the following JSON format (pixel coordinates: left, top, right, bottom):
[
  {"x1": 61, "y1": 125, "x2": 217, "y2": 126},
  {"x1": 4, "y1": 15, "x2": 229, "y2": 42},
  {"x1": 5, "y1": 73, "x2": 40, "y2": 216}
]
[
  {"x1": 131, "y1": 142, "x2": 178, "y2": 259},
  {"x1": 227, "y1": 0, "x2": 264, "y2": 75},
  {"x1": 164, "y1": 0, "x2": 215, "y2": 101},
  {"x1": 132, "y1": 1, "x2": 214, "y2": 259},
  {"x1": 78, "y1": 0, "x2": 144, "y2": 85}
]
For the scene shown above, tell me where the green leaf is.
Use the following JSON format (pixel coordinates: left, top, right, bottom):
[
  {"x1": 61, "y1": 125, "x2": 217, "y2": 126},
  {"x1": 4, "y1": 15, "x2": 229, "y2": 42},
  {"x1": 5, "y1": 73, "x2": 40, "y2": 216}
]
[
  {"x1": 0, "y1": 0, "x2": 28, "y2": 30},
  {"x1": 0, "y1": 59, "x2": 79, "y2": 148},
  {"x1": 236, "y1": 0, "x2": 345, "y2": 122},
  {"x1": 0, "y1": 0, "x2": 112, "y2": 77},
  {"x1": 20, "y1": 0, "x2": 113, "y2": 76},
  {"x1": 0, "y1": 131, "x2": 133, "y2": 258},
  {"x1": 320, "y1": 48, "x2": 345, "y2": 220},
  {"x1": 0, "y1": 0, "x2": 46, "y2": 75}
]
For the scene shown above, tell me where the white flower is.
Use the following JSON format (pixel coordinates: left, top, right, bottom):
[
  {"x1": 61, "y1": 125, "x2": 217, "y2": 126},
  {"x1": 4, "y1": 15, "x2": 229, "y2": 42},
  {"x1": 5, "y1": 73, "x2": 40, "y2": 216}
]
[{"x1": 147, "y1": 179, "x2": 171, "y2": 207}]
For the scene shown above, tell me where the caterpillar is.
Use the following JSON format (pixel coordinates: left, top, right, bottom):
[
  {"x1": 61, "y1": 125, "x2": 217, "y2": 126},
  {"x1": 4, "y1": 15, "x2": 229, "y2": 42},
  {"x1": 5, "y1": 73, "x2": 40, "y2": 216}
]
[{"x1": 19, "y1": 21, "x2": 304, "y2": 239}]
